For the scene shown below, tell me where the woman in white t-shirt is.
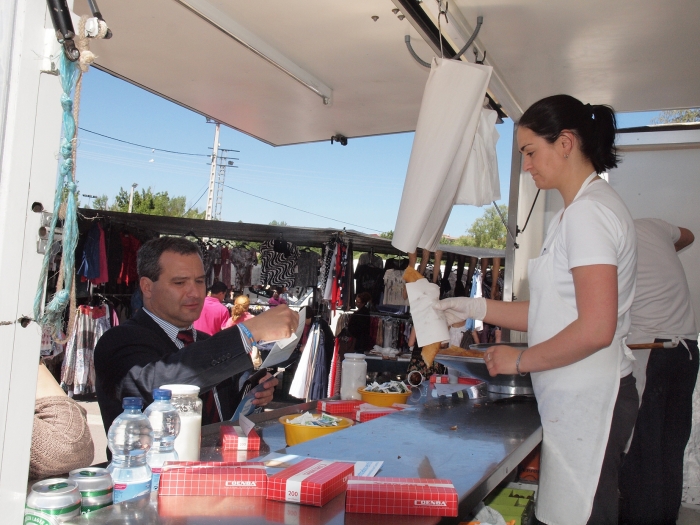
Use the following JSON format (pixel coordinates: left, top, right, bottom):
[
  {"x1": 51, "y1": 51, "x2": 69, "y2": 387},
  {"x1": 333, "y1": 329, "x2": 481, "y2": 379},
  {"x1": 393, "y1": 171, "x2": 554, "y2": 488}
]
[{"x1": 436, "y1": 95, "x2": 638, "y2": 525}]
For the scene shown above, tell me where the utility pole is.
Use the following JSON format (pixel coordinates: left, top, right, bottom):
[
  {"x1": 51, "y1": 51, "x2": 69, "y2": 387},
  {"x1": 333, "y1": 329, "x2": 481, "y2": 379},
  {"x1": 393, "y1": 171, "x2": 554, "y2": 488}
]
[
  {"x1": 205, "y1": 123, "x2": 220, "y2": 220},
  {"x1": 128, "y1": 183, "x2": 138, "y2": 213},
  {"x1": 212, "y1": 149, "x2": 238, "y2": 220}
]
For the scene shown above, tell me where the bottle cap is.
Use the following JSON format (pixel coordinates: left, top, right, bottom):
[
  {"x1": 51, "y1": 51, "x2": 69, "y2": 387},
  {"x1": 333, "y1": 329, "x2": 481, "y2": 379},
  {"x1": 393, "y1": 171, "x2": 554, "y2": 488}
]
[
  {"x1": 152, "y1": 388, "x2": 172, "y2": 400},
  {"x1": 122, "y1": 397, "x2": 143, "y2": 409}
]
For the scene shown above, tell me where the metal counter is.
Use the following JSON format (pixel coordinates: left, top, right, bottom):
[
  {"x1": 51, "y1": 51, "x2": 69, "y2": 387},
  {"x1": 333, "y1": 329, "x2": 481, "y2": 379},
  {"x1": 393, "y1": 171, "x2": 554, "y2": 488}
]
[{"x1": 64, "y1": 390, "x2": 541, "y2": 525}]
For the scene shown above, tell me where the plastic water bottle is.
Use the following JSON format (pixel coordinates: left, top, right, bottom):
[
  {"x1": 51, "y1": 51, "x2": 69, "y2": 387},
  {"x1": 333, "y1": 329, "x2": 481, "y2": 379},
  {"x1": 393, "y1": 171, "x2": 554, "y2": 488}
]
[
  {"x1": 107, "y1": 397, "x2": 153, "y2": 503},
  {"x1": 144, "y1": 389, "x2": 180, "y2": 491}
]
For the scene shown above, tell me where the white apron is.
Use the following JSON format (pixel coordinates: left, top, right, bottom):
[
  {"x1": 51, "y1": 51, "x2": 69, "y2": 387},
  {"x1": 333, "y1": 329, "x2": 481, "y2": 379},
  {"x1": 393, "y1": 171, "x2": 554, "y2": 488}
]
[{"x1": 528, "y1": 199, "x2": 622, "y2": 525}]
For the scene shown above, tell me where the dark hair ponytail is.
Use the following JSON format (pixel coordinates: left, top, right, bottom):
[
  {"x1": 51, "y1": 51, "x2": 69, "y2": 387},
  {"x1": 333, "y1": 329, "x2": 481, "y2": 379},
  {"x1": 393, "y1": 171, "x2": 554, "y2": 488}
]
[{"x1": 518, "y1": 94, "x2": 620, "y2": 173}]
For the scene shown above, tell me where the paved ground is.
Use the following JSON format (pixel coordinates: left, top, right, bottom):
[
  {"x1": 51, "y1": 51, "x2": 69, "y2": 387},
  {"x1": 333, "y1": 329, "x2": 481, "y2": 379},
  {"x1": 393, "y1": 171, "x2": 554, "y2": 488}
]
[
  {"x1": 78, "y1": 398, "x2": 700, "y2": 524},
  {"x1": 79, "y1": 399, "x2": 107, "y2": 465}
]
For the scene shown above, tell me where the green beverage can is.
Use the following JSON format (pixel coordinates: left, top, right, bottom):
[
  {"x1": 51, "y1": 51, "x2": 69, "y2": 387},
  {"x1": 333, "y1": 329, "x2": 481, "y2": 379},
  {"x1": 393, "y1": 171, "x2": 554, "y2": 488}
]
[
  {"x1": 24, "y1": 479, "x2": 81, "y2": 525},
  {"x1": 68, "y1": 467, "x2": 114, "y2": 513}
]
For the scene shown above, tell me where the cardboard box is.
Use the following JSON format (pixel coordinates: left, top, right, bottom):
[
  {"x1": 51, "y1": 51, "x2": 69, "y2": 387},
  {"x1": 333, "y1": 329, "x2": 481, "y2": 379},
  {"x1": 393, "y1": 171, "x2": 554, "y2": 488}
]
[
  {"x1": 430, "y1": 375, "x2": 484, "y2": 385},
  {"x1": 158, "y1": 461, "x2": 267, "y2": 497},
  {"x1": 354, "y1": 407, "x2": 398, "y2": 422},
  {"x1": 318, "y1": 400, "x2": 362, "y2": 414},
  {"x1": 345, "y1": 477, "x2": 458, "y2": 517},
  {"x1": 220, "y1": 424, "x2": 261, "y2": 451},
  {"x1": 267, "y1": 458, "x2": 354, "y2": 507},
  {"x1": 221, "y1": 449, "x2": 259, "y2": 463}
]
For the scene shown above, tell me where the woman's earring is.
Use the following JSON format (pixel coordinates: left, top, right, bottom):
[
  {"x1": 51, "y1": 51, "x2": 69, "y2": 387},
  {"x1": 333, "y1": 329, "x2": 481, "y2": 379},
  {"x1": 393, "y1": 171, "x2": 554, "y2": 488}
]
[{"x1": 564, "y1": 154, "x2": 569, "y2": 159}]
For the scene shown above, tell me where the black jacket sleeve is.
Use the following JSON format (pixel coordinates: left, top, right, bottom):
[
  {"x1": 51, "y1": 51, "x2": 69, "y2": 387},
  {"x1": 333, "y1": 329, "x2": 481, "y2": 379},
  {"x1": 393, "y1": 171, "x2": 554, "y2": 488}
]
[{"x1": 94, "y1": 313, "x2": 253, "y2": 431}]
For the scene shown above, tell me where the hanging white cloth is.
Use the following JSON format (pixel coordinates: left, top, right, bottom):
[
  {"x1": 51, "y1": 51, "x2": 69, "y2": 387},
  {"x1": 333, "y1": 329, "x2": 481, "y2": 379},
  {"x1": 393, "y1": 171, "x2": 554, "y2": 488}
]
[
  {"x1": 392, "y1": 58, "x2": 493, "y2": 253},
  {"x1": 454, "y1": 104, "x2": 500, "y2": 205}
]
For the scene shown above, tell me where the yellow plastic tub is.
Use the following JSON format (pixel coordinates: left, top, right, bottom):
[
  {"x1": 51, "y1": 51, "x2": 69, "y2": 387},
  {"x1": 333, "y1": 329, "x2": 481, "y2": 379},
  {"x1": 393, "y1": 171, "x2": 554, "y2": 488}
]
[
  {"x1": 279, "y1": 414, "x2": 354, "y2": 446},
  {"x1": 358, "y1": 387, "x2": 411, "y2": 407}
]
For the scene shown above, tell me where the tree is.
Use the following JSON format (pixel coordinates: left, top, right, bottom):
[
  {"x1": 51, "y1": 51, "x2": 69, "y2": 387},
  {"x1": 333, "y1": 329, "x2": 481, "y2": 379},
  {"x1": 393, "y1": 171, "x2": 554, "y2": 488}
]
[
  {"x1": 92, "y1": 195, "x2": 109, "y2": 210},
  {"x1": 442, "y1": 205, "x2": 508, "y2": 249},
  {"x1": 102, "y1": 187, "x2": 206, "y2": 218},
  {"x1": 268, "y1": 220, "x2": 289, "y2": 226},
  {"x1": 651, "y1": 109, "x2": 700, "y2": 124},
  {"x1": 380, "y1": 230, "x2": 393, "y2": 240}
]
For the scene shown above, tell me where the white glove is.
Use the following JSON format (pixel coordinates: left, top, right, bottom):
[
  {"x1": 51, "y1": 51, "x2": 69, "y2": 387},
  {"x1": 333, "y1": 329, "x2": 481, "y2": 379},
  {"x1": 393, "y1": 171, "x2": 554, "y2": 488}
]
[{"x1": 433, "y1": 297, "x2": 487, "y2": 326}]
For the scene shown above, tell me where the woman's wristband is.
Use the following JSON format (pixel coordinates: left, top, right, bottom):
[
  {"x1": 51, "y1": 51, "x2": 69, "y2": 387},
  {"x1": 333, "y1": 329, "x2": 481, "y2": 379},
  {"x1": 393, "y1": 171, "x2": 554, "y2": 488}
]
[{"x1": 515, "y1": 349, "x2": 527, "y2": 376}]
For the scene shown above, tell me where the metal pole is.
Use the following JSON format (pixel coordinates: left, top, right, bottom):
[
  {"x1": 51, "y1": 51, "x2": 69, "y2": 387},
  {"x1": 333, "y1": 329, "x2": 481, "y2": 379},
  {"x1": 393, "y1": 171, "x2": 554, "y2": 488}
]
[
  {"x1": 502, "y1": 125, "x2": 522, "y2": 342},
  {"x1": 128, "y1": 183, "x2": 138, "y2": 213},
  {"x1": 205, "y1": 123, "x2": 220, "y2": 220}
]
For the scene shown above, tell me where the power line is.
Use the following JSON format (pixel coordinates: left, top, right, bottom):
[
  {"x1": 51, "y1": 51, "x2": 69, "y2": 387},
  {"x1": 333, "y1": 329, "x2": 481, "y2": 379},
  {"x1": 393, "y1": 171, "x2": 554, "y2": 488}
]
[
  {"x1": 184, "y1": 184, "x2": 209, "y2": 216},
  {"x1": 78, "y1": 127, "x2": 210, "y2": 157},
  {"x1": 221, "y1": 183, "x2": 383, "y2": 233}
]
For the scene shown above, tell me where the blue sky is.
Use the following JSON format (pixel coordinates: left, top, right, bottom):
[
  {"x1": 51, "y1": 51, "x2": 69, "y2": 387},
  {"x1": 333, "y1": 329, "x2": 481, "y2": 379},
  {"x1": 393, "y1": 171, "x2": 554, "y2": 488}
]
[{"x1": 75, "y1": 69, "x2": 659, "y2": 237}]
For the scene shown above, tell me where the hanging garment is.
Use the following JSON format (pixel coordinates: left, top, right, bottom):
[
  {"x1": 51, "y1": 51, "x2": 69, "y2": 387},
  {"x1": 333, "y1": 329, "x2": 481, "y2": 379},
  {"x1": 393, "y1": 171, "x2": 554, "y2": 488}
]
[
  {"x1": 453, "y1": 105, "x2": 501, "y2": 205},
  {"x1": 250, "y1": 264, "x2": 262, "y2": 286},
  {"x1": 260, "y1": 240, "x2": 299, "y2": 288},
  {"x1": 295, "y1": 251, "x2": 320, "y2": 287},
  {"x1": 465, "y1": 269, "x2": 483, "y2": 332},
  {"x1": 62, "y1": 305, "x2": 110, "y2": 395},
  {"x1": 354, "y1": 264, "x2": 384, "y2": 306},
  {"x1": 229, "y1": 247, "x2": 258, "y2": 289},
  {"x1": 118, "y1": 234, "x2": 141, "y2": 286},
  {"x1": 382, "y1": 269, "x2": 408, "y2": 306},
  {"x1": 323, "y1": 245, "x2": 338, "y2": 301},
  {"x1": 358, "y1": 252, "x2": 383, "y2": 269},
  {"x1": 220, "y1": 247, "x2": 231, "y2": 287},
  {"x1": 78, "y1": 222, "x2": 103, "y2": 282},
  {"x1": 440, "y1": 253, "x2": 455, "y2": 298},
  {"x1": 289, "y1": 322, "x2": 320, "y2": 400},
  {"x1": 95, "y1": 224, "x2": 109, "y2": 285},
  {"x1": 328, "y1": 337, "x2": 342, "y2": 398},
  {"x1": 392, "y1": 58, "x2": 493, "y2": 253}
]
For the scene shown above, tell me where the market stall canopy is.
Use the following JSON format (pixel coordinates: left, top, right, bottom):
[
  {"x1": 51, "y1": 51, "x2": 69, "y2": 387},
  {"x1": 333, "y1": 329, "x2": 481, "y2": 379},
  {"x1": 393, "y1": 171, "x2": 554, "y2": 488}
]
[
  {"x1": 74, "y1": 0, "x2": 700, "y2": 146},
  {"x1": 79, "y1": 209, "x2": 504, "y2": 259}
]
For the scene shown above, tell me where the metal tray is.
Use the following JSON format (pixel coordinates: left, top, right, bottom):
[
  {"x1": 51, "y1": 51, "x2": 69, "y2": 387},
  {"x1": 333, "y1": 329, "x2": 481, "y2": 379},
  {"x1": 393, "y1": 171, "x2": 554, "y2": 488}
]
[{"x1": 435, "y1": 343, "x2": 533, "y2": 395}]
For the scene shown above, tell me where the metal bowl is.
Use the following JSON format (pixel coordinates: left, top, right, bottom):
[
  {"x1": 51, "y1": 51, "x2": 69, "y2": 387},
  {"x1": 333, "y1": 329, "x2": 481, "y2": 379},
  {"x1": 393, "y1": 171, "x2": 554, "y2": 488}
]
[{"x1": 434, "y1": 343, "x2": 533, "y2": 395}]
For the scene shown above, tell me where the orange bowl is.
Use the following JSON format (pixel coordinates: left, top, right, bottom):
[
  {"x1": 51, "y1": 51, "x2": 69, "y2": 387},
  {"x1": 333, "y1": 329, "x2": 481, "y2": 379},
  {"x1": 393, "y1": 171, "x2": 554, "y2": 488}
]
[
  {"x1": 358, "y1": 387, "x2": 411, "y2": 407},
  {"x1": 279, "y1": 414, "x2": 354, "y2": 446}
]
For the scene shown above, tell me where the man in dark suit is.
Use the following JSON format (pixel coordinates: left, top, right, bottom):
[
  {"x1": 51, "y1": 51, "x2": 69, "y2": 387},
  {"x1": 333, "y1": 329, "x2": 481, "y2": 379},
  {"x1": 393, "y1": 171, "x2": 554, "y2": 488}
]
[{"x1": 95, "y1": 236, "x2": 298, "y2": 432}]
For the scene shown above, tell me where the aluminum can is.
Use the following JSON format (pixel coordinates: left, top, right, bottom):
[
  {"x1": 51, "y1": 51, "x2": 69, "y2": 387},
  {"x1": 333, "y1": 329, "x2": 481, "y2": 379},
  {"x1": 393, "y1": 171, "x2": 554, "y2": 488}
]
[
  {"x1": 24, "y1": 478, "x2": 81, "y2": 524},
  {"x1": 69, "y1": 467, "x2": 114, "y2": 513}
]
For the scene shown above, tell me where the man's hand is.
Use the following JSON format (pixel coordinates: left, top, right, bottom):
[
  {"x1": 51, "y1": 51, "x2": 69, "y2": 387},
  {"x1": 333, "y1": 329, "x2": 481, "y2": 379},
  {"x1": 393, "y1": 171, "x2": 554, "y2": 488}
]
[
  {"x1": 242, "y1": 305, "x2": 299, "y2": 342},
  {"x1": 251, "y1": 373, "x2": 278, "y2": 407}
]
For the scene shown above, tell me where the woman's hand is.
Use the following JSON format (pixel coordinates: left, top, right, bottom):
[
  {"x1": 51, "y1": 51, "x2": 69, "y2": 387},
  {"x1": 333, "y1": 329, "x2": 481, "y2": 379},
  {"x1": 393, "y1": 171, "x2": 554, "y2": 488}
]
[{"x1": 483, "y1": 346, "x2": 522, "y2": 376}]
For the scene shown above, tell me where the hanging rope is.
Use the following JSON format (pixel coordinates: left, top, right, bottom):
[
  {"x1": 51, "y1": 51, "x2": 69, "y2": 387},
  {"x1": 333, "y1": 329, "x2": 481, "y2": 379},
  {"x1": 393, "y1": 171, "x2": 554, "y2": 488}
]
[{"x1": 33, "y1": 16, "x2": 108, "y2": 343}]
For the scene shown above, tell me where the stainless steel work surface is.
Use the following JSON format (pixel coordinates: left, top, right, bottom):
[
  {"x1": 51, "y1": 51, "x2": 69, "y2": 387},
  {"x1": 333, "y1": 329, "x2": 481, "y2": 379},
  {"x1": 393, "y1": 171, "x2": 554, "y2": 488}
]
[{"x1": 64, "y1": 391, "x2": 541, "y2": 524}]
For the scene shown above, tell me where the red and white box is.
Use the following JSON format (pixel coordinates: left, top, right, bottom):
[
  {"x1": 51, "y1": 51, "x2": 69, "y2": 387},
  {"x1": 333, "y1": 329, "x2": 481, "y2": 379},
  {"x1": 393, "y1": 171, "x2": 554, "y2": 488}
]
[
  {"x1": 158, "y1": 461, "x2": 267, "y2": 497},
  {"x1": 222, "y1": 449, "x2": 259, "y2": 463},
  {"x1": 267, "y1": 458, "x2": 354, "y2": 507},
  {"x1": 345, "y1": 477, "x2": 458, "y2": 517},
  {"x1": 354, "y1": 407, "x2": 398, "y2": 422},
  {"x1": 221, "y1": 424, "x2": 261, "y2": 451},
  {"x1": 318, "y1": 400, "x2": 363, "y2": 414},
  {"x1": 430, "y1": 375, "x2": 483, "y2": 385}
]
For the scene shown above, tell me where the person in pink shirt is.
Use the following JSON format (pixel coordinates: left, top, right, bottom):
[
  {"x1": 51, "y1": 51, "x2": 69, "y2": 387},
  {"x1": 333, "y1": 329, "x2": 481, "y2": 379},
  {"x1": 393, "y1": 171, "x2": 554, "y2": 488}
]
[
  {"x1": 193, "y1": 281, "x2": 230, "y2": 335},
  {"x1": 224, "y1": 294, "x2": 254, "y2": 329}
]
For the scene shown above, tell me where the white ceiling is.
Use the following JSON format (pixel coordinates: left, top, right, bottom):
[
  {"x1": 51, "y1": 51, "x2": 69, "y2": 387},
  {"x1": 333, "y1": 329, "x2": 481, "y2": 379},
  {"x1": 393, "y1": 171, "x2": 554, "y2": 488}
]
[{"x1": 74, "y1": 0, "x2": 700, "y2": 146}]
